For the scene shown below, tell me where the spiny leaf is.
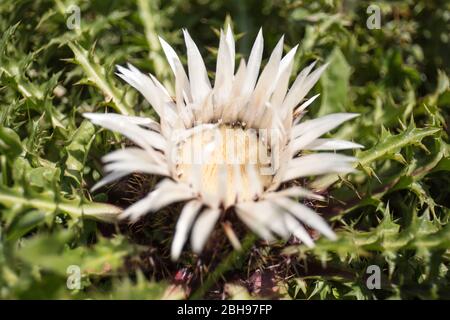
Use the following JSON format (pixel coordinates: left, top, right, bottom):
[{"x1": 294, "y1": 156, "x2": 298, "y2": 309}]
[
  {"x1": 312, "y1": 124, "x2": 441, "y2": 190},
  {"x1": 136, "y1": 0, "x2": 172, "y2": 91},
  {"x1": 16, "y1": 231, "x2": 134, "y2": 276},
  {"x1": 285, "y1": 209, "x2": 450, "y2": 259},
  {"x1": 0, "y1": 126, "x2": 22, "y2": 159},
  {"x1": 67, "y1": 41, "x2": 132, "y2": 115},
  {"x1": 64, "y1": 120, "x2": 95, "y2": 184},
  {"x1": 357, "y1": 125, "x2": 441, "y2": 167},
  {"x1": 0, "y1": 185, "x2": 121, "y2": 222}
]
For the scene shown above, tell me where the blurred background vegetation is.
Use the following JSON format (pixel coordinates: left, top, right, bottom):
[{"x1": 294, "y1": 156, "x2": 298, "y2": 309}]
[{"x1": 0, "y1": 0, "x2": 449, "y2": 299}]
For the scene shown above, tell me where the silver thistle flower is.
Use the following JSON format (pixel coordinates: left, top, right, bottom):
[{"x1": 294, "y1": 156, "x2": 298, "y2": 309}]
[{"x1": 84, "y1": 27, "x2": 362, "y2": 260}]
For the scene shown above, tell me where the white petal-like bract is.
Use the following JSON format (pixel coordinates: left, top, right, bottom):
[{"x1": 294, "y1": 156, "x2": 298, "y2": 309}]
[{"x1": 84, "y1": 27, "x2": 361, "y2": 260}]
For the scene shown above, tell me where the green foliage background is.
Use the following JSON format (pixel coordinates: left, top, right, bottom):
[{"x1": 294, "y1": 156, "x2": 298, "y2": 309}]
[{"x1": 0, "y1": 0, "x2": 449, "y2": 299}]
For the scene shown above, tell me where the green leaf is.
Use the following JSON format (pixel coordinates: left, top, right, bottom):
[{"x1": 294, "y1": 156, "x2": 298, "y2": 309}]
[
  {"x1": 67, "y1": 41, "x2": 132, "y2": 115},
  {"x1": 64, "y1": 120, "x2": 95, "y2": 184},
  {"x1": 0, "y1": 185, "x2": 121, "y2": 222},
  {"x1": 29, "y1": 167, "x2": 60, "y2": 188},
  {"x1": 317, "y1": 47, "x2": 351, "y2": 116},
  {"x1": 6, "y1": 210, "x2": 46, "y2": 241},
  {"x1": 357, "y1": 125, "x2": 441, "y2": 168},
  {"x1": 0, "y1": 126, "x2": 22, "y2": 159},
  {"x1": 95, "y1": 271, "x2": 167, "y2": 299},
  {"x1": 16, "y1": 231, "x2": 134, "y2": 276},
  {"x1": 312, "y1": 123, "x2": 441, "y2": 190}
]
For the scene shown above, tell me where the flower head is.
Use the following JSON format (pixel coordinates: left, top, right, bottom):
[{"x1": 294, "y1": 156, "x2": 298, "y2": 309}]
[{"x1": 84, "y1": 27, "x2": 362, "y2": 260}]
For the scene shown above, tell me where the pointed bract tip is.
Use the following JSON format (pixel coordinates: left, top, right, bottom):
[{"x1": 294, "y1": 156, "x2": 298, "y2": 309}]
[
  {"x1": 115, "y1": 64, "x2": 127, "y2": 73},
  {"x1": 82, "y1": 112, "x2": 95, "y2": 120},
  {"x1": 327, "y1": 230, "x2": 338, "y2": 241},
  {"x1": 158, "y1": 35, "x2": 168, "y2": 45},
  {"x1": 320, "y1": 61, "x2": 331, "y2": 70},
  {"x1": 254, "y1": 27, "x2": 263, "y2": 42},
  {"x1": 226, "y1": 24, "x2": 233, "y2": 34}
]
